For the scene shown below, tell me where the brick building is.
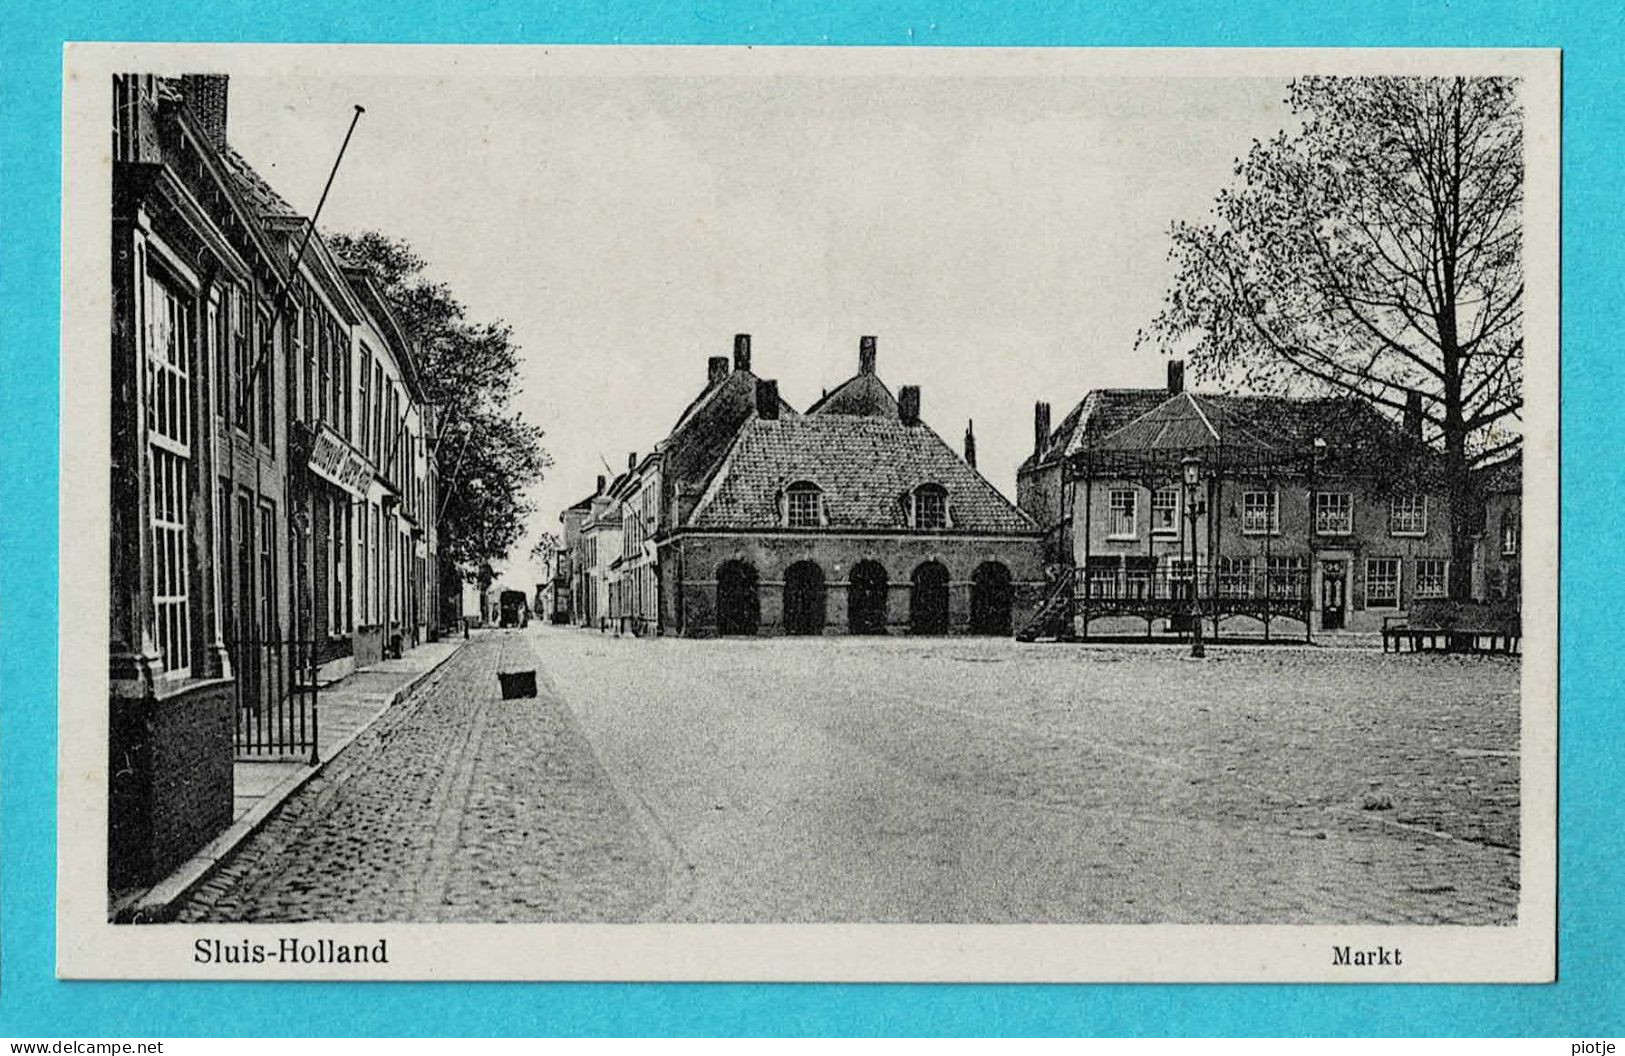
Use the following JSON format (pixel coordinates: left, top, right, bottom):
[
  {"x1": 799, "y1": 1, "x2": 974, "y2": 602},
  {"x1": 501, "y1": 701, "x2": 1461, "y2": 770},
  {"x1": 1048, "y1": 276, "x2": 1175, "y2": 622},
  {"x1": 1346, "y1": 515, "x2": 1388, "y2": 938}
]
[
  {"x1": 1472, "y1": 453, "x2": 1522, "y2": 605},
  {"x1": 568, "y1": 335, "x2": 1045, "y2": 638},
  {"x1": 1018, "y1": 361, "x2": 1457, "y2": 639},
  {"x1": 109, "y1": 74, "x2": 441, "y2": 894}
]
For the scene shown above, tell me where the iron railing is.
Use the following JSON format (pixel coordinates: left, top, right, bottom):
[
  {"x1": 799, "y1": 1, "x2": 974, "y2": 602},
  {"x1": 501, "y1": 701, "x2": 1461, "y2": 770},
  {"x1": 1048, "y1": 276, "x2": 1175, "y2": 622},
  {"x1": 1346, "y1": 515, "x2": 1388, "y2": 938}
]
[{"x1": 228, "y1": 636, "x2": 320, "y2": 764}]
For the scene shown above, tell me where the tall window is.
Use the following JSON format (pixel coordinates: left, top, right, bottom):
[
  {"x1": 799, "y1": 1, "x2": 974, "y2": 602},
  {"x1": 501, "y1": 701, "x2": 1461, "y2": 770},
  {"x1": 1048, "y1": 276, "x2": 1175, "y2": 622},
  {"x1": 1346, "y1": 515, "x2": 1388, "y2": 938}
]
[
  {"x1": 231, "y1": 288, "x2": 250, "y2": 432},
  {"x1": 1390, "y1": 494, "x2": 1427, "y2": 536},
  {"x1": 913, "y1": 484, "x2": 947, "y2": 530},
  {"x1": 1415, "y1": 557, "x2": 1448, "y2": 599},
  {"x1": 212, "y1": 292, "x2": 228, "y2": 421},
  {"x1": 1500, "y1": 513, "x2": 1520, "y2": 556},
  {"x1": 1366, "y1": 557, "x2": 1400, "y2": 608},
  {"x1": 258, "y1": 501, "x2": 277, "y2": 636},
  {"x1": 356, "y1": 501, "x2": 369, "y2": 626},
  {"x1": 331, "y1": 497, "x2": 349, "y2": 634},
  {"x1": 340, "y1": 337, "x2": 352, "y2": 438},
  {"x1": 372, "y1": 363, "x2": 385, "y2": 464},
  {"x1": 145, "y1": 266, "x2": 193, "y2": 676},
  {"x1": 784, "y1": 482, "x2": 823, "y2": 527},
  {"x1": 301, "y1": 294, "x2": 315, "y2": 423},
  {"x1": 1151, "y1": 488, "x2": 1179, "y2": 535},
  {"x1": 317, "y1": 319, "x2": 331, "y2": 428},
  {"x1": 256, "y1": 314, "x2": 273, "y2": 445},
  {"x1": 357, "y1": 349, "x2": 372, "y2": 451},
  {"x1": 1315, "y1": 492, "x2": 1353, "y2": 535},
  {"x1": 1108, "y1": 489, "x2": 1136, "y2": 539},
  {"x1": 1242, "y1": 490, "x2": 1279, "y2": 535}
]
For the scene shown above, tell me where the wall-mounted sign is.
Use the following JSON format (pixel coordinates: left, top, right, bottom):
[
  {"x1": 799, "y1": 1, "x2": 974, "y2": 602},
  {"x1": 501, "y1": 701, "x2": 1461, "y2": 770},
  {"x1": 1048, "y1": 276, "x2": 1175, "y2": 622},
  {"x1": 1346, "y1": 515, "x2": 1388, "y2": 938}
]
[{"x1": 307, "y1": 425, "x2": 373, "y2": 497}]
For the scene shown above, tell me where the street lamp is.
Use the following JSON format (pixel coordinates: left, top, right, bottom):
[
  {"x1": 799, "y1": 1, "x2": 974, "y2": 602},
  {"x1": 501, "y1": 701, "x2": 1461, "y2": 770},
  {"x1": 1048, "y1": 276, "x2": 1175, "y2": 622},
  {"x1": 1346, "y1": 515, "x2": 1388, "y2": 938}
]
[{"x1": 1183, "y1": 453, "x2": 1206, "y2": 658}]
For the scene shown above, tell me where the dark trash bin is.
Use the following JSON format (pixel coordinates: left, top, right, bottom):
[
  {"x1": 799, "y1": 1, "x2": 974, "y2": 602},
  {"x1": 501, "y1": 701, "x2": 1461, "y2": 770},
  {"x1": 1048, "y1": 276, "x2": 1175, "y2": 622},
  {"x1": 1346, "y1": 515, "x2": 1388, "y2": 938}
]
[{"x1": 498, "y1": 669, "x2": 537, "y2": 699}]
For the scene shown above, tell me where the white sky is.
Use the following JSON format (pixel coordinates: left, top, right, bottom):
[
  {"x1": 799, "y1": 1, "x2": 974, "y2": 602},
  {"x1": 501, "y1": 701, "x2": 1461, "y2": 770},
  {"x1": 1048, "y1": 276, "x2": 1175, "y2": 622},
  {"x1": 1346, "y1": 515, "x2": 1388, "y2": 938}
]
[{"x1": 224, "y1": 63, "x2": 1293, "y2": 590}]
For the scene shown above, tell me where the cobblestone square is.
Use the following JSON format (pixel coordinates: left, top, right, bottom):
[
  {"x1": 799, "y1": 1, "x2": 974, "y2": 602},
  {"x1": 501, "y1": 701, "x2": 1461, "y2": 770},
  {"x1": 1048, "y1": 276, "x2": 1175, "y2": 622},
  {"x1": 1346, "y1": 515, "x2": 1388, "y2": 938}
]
[{"x1": 177, "y1": 627, "x2": 1520, "y2": 925}]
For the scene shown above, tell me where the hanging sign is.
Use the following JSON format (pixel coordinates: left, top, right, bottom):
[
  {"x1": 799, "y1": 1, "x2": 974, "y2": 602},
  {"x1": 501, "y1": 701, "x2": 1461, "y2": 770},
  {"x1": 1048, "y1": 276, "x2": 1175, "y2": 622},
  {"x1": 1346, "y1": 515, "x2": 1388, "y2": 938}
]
[{"x1": 307, "y1": 425, "x2": 373, "y2": 497}]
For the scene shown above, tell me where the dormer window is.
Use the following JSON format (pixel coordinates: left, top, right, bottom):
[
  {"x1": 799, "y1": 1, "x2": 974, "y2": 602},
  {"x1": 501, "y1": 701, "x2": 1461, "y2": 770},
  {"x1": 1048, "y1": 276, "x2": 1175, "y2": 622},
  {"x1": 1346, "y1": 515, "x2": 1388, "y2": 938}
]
[
  {"x1": 785, "y1": 481, "x2": 824, "y2": 528},
  {"x1": 912, "y1": 484, "x2": 948, "y2": 530}
]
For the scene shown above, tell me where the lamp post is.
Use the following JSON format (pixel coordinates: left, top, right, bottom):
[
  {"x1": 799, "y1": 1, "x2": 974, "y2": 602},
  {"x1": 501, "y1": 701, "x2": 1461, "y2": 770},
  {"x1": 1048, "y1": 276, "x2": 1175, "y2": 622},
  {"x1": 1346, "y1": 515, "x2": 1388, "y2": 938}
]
[{"x1": 1183, "y1": 453, "x2": 1206, "y2": 658}]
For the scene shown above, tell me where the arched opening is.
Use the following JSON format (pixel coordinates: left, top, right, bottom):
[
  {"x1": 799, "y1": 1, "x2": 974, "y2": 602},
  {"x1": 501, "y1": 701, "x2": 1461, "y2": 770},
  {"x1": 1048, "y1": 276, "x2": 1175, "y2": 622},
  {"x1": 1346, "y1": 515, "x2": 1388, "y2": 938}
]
[
  {"x1": 848, "y1": 560, "x2": 890, "y2": 635},
  {"x1": 782, "y1": 560, "x2": 826, "y2": 635},
  {"x1": 910, "y1": 561, "x2": 951, "y2": 635},
  {"x1": 970, "y1": 561, "x2": 1013, "y2": 636},
  {"x1": 715, "y1": 560, "x2": 760, "y2": 636}
]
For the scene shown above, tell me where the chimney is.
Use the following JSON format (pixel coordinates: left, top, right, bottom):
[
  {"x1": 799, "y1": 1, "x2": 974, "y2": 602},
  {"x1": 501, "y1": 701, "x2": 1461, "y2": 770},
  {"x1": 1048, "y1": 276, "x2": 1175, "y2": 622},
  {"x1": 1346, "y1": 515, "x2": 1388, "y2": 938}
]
[
  {"x1": 595, "y1": 474, "x2": 606, "y2": 495},
  {"x1": 628, "y1": 451, "x2": 638, "y2": 471},
  {"x1": 755, "y1": 378, "x2": 780, "y2": 420},
  {"x1": 1404, "y1": 390, "x2": 1423, "y2": 441},
  {"x1": 733, "y1": 333, "x2": 752, "y2": 373},
  {"x1": 179, "y1": 74, "x2": 229, "y2": 147},
  {"x1": 1034, "y1": 401, "x2": 1052, "y2": 457},
  {"x1": 707, "y1": 356, "x2": 728, "y2": 388},
  {"x1": 859, "y1": 335, "x2": 878, "y2": 375},
  {"x1": 899, "y1": 385, "x2": 921, "y2": 426},
  {"x1": 964, "y1": 420, "x2": 977, "y2": 469},
  {"x1": 1167, "y1": 359, "x2": 1185, "y2": 395}
]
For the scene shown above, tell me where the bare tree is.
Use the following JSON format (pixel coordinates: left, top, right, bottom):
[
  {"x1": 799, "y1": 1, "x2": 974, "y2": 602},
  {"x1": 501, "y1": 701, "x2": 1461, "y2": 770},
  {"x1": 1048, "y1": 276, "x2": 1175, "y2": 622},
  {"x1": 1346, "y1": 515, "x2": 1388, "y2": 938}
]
[{"x1": 1144, "y1": 76, "x2": 1522, "y2": 597}]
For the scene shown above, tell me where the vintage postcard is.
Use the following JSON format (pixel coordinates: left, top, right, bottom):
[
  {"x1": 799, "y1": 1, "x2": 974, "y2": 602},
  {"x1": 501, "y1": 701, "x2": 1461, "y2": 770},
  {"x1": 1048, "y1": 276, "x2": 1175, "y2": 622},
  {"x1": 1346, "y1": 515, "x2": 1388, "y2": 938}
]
[{"x1": 59, "y1": 43, "x2": 1558, "y2": 981}]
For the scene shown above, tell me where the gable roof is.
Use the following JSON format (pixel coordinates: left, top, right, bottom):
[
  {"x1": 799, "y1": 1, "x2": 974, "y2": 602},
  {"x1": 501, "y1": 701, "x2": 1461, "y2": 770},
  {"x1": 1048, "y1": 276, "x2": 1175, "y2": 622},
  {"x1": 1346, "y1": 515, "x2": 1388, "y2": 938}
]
[
  {"x1": 686, "y1": 415, "x2": 1037, "y2": 535},
  {"x1": 1019, "y1": 389, "x2": 1169, "y2": 473},
  {"x1": 805, "y1": 372, "x2": 899, "y2": 417},
  {"x1": 1097, "y1": 392, "x2": 1275, "y2": 456},
  {"x1": 664, "y1": 368, "x2": 798, "y2": 442}
]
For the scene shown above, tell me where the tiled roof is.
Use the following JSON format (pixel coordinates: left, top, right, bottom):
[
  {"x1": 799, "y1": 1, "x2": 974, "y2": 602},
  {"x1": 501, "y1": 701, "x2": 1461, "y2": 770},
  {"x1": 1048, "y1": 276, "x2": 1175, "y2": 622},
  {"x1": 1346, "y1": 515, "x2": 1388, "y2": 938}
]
[
  {"x1": 666, "y1": 369, "x2": 797, "y2": 439},
  {"x1": 1023, "y1": 384, "x2": 1438, "y2": 477},
  {"x1": 687, "y1": 415, "x2": 1037, "y2": 534},
  {"x1": 1019, "y1": 389, "x2": 1168, "y2": 472},
  {"x1": 216, "y1": 144, "x2": 299, "y2": 218},
  {"x1": 806, "y1": 373, "x2": 899, "y2": 417},
  {"x1": 1097, "y1": 392, "x2": 1275, "y2": 455}
]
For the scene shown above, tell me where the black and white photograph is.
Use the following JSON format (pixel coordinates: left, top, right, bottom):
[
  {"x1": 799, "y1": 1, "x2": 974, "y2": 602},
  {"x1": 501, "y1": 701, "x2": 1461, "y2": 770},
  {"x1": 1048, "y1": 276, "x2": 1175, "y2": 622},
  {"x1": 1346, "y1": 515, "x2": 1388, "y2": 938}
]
[{"x1": 60, "y1": 44, "x2": 1558, "y2": 981}]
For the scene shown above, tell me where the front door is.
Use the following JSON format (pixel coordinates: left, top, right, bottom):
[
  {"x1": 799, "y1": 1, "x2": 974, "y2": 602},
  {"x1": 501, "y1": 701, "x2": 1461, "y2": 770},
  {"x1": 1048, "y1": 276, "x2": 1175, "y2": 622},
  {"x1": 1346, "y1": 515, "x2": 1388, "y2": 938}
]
[{"x1": 1320, "y1": 560, "x2": 1346, "y2": 630}]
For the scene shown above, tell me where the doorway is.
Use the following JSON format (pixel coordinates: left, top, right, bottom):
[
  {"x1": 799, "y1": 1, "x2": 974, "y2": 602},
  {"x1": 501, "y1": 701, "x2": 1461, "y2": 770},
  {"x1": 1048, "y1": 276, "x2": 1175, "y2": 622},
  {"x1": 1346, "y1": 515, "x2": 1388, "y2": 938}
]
[
  {"x1": 910, "y1": 561, "x2": 951, "y2": 635},
  {"x1": 848, "y1": 561, "x2": 890, "y2": 634},
  {"x1": 1320, "y1": 559, "x2": 1347, "y2": 631},
  {"x1": 715, "y1": 560, "x2": 760, "y2": 636},
  {"x1": 969, "y1": 561, "x2": 1013, "y2": 636},
  {"x1": 782, "y1": 560, "x2": 826, "y2": 635}
]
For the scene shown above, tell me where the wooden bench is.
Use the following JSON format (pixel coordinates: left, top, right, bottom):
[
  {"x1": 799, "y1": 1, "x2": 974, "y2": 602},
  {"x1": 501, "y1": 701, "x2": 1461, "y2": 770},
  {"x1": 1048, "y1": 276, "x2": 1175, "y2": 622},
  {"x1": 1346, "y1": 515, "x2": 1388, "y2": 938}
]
[{"x1": 1383, "y1": 600, "x2": 1521, "y2": 655}]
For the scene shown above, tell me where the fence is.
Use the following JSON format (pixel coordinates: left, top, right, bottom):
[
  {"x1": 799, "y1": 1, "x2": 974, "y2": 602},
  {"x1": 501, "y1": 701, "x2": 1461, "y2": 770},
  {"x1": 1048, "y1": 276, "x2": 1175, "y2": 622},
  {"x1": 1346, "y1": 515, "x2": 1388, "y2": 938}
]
[
  {"x1": 228, "y1": 636, "x2": 320, "y2": 763},
  {"x1": 1077, "y1": 561, "x2": 1313, "y2": 638}
]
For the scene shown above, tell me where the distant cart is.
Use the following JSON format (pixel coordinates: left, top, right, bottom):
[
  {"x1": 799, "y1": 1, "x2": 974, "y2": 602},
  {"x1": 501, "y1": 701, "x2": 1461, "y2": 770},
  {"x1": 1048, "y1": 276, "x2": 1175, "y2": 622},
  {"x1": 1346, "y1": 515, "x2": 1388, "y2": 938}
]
[{"x1": 498, "y1": 590, "x2": 531, "y2": 629}]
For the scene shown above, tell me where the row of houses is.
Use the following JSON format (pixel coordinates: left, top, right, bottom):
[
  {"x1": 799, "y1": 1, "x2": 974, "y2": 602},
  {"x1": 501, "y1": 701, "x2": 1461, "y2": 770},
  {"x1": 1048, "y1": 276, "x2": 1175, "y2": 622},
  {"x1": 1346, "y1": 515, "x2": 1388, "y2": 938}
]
[
  {"x1": 559, "y1": 336, "x2": 1048, "y2": 638},
  {"x1": 556, "y1": 345, "x2": 1520, "y2": 642},
  {"x1": 110, "y1": 74, "x2": 444, "y2": 893},
  {"x1": 1017, "y1": 361, "x2": 1521, "y2": 639}
]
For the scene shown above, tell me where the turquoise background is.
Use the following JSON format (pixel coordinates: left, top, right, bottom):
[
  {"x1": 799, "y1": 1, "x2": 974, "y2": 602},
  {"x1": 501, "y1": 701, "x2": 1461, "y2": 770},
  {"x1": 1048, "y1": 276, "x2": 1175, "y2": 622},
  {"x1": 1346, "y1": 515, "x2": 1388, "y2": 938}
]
[{"x1": 2, "y1": 0, "x2": 1618, "y2": 1038}]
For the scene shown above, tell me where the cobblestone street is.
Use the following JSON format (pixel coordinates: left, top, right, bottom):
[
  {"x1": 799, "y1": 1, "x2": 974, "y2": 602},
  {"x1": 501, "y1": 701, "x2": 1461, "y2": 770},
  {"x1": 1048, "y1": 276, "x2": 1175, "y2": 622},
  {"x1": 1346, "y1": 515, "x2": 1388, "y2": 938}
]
[{"x1": 177, "y1": 626, "x2": 1521, "y2": 924}]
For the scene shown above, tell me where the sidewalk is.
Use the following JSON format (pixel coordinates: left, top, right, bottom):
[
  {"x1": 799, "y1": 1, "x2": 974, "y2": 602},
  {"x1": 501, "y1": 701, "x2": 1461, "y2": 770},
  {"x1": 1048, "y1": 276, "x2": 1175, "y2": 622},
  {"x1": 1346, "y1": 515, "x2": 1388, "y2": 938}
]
[{"x1": 117, "y1": 634, "x2": 472, "y2": 923}]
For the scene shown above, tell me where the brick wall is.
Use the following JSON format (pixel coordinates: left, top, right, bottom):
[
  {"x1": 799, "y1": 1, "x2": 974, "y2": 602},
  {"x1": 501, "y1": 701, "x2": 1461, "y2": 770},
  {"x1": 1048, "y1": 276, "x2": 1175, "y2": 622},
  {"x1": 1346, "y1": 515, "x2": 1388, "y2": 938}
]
[
  {"x1": 109, "y1": 679, "x2": 234, "y2": 890},
  {"x1": 667, "y1": 531, "x2": 1045, "y2": 637}
]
